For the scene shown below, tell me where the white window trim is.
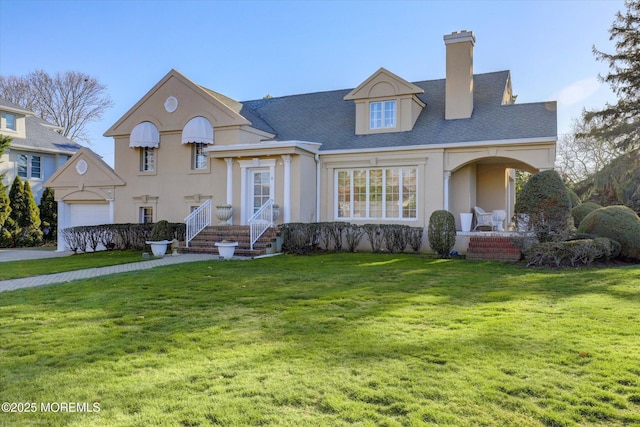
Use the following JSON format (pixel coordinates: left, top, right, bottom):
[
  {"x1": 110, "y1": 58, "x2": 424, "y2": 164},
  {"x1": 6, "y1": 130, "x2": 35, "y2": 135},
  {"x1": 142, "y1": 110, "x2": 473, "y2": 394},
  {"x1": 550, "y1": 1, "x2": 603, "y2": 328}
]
[
  {"x1": 140, "y1": 147, "x2": 156, "y2": 173},
  {"x1": 369, "y1": 100, "x2": 397, "y2": 129},
  {"x1": 334, "y1": 167, "x2": 417, "y2": 220},
  {"x1": 140, "y1": 207, "x2": 153, "y2": 224},
  {"x1": 16, "y1": 153, "x2": 42, "y2": 180},
  {"x1": 2, "y1": 112, "x2": 17, "y2": 132},
  {"x1": 192, "y1": 142, "x2": 208, "y2": 170}
]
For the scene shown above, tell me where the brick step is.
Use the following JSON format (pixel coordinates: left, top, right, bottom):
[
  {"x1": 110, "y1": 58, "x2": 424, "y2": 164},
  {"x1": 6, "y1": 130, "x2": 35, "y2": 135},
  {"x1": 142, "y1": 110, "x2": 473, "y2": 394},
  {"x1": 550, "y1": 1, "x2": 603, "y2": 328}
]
[
  {"x1": 178, "y1": 225, "x2": 280, "y2": 257},
  {"x1": 466, "y1": 236, "x2": 521, "y2": 262}
]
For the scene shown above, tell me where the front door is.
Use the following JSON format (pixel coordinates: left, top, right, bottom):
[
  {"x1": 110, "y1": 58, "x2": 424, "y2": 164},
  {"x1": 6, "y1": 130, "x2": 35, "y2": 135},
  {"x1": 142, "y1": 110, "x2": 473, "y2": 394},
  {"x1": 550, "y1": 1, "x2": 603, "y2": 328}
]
[{"x1": 250, "y1": 169, "x2": 271, "y2": 215}]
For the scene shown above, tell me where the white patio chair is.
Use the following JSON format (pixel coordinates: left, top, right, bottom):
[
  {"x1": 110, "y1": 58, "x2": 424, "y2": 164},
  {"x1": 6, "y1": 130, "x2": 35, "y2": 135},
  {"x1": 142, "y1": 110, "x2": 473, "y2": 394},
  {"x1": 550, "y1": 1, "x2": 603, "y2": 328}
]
[{"x1": 473, "y1": 206, "x2": 495, "y2": 231}]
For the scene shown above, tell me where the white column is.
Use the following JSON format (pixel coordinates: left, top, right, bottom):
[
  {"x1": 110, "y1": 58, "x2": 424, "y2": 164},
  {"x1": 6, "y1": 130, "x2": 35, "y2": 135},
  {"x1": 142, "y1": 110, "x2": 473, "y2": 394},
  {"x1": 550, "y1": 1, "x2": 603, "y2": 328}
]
[
  {"x1": 109, "y1": 199, "x2": 115, "y2": 223},
  {"x1": 282, "y1": 154, "x2": 291, "y2": 223},
  {"x1": 57, "y1": 200, "x2": 67, "y2": 252},
  {"x1": 224, "y1": 158, "x2": 233, "y2": 224},
  {"x1": 443, "y1": 170, "x2": 451, "y2": 211}
]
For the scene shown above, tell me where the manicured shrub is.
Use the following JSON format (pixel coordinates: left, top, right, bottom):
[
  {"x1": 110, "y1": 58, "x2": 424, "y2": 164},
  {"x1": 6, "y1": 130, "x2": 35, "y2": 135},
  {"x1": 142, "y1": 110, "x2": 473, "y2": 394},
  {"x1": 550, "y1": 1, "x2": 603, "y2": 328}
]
[
  {"x1": 577, "y1": 205, "x2": 640, "y2": 260},
  {"x1": 407, "y1": 226, "x2": 424, "y2": 253},
  {"x1": 281, "y1": 223, "x2": 320, "y2": 254},
  {"x1": 524, "y1": 237, "x2": 620, "y2": 267},
  {"x1": 514, "y1": 170, "x2": 573, "y2": 242},
  {"x1": 150, "y1": 220, "x2": 173, "y2": 241},
  {"x1": 567, "y1": 187, "x2": 581, "y2": 208},
  {"x1": 363, "y1": 224, "x2": 385, "y2": 253},
  {"x1": 428, "y1": 210, "x2": 456, "y2": 258},
  {"x1": 344, "y1": 224, "x2": 365, "y2": 252},
  {"x1": 571, "y1": 202, "x2": 602, "y2": 228}
]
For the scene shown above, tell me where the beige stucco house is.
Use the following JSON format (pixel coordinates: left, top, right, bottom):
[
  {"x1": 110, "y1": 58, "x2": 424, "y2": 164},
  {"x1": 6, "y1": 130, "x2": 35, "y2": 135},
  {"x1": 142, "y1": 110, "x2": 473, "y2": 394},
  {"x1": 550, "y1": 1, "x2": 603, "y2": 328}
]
[{"x1": 46, "y1": 30, "x2": 557, "y2": 252}]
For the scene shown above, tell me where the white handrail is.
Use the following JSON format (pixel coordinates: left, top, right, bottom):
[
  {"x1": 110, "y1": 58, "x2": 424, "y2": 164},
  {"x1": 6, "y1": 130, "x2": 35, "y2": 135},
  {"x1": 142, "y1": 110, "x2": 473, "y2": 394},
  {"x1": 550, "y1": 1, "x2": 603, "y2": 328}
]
[
  {"x1": 249, "y1": 199, "x2": 274, "y2": 250},
  {"x1": 184, "y1": 199, "x2": 212, "y2": 247}
]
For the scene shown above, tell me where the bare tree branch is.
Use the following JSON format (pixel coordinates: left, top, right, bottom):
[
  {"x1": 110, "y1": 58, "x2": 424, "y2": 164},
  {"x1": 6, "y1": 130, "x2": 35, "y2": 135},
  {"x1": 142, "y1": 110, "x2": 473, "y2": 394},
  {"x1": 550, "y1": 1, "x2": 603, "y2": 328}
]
[{"x1": 0, "y1": 70, "x2": 113, "y2": 144}]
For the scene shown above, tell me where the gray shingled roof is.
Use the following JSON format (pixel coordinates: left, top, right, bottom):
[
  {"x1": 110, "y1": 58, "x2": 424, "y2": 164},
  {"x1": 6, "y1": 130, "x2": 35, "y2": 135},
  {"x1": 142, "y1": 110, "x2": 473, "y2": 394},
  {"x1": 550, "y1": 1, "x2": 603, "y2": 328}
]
[
  {"x1": 240, "y1": 71, "x2": 557, "y2": 151},
  {"x1": 0, "y1": 99, "x2": 82, "y2": 154}
]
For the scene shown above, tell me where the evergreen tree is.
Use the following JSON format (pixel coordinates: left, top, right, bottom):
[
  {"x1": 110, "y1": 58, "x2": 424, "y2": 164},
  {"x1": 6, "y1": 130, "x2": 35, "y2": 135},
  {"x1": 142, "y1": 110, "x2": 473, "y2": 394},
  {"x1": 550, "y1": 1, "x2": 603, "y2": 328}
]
[
  {"x1": 583, "y1": 0, "x2": 640, "y2": 150},
  {"x1": 39, "y1": 187, "x2": 57, "y2": 241},
  {"x1": 22, "y1": 180, "x2": 43, "y2": 245},
  {"x1": 7, "y1": 176, "x2": 42, "y2": 246},
  {"x1": 0, "y1": 136, "x2": 12, "y2": 245},
  {"x1": 5, "y1": 176, "x2": 24, "y2": 246}
]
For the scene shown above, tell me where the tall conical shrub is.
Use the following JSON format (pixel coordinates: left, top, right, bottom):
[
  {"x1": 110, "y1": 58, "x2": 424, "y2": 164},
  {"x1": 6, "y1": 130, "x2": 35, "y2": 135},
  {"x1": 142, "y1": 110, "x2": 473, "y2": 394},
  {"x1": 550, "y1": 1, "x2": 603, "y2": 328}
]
[
  {"x1": 39, "y1": 187, "x2": 57, "y2": 241},
  {"x1": 22, "y1": 180, "x2": 42, "y2": 245}
]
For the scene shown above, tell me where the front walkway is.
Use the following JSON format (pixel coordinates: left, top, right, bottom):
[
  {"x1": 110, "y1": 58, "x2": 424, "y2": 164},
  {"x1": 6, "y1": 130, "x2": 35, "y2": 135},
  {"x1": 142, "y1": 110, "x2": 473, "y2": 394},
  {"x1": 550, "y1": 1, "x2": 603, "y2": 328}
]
[{"x1": 0, "y1": 253, "x2": 218, "y2": 293}]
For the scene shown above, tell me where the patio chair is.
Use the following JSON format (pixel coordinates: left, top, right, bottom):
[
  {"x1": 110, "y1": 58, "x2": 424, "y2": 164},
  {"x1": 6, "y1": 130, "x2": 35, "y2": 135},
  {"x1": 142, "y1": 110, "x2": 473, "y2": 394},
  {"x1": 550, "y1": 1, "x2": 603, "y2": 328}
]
[{"x1": 473, "y1": 206, "x2": 495, "y2": 231}]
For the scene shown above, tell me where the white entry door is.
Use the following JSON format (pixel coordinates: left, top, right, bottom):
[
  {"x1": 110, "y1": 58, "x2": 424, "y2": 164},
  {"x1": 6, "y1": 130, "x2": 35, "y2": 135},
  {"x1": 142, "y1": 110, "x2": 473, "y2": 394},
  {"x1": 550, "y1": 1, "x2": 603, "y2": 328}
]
[{"x1": 250, "y1": 169, "x2": 271, "y2": 215}]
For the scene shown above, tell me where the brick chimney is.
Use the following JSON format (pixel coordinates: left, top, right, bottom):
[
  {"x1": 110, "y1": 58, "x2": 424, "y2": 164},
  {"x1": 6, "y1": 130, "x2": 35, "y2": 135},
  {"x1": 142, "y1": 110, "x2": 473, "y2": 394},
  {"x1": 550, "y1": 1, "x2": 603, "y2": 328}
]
[{"x1": 444, "y1": 30, "x2": 475, "y2": 120}]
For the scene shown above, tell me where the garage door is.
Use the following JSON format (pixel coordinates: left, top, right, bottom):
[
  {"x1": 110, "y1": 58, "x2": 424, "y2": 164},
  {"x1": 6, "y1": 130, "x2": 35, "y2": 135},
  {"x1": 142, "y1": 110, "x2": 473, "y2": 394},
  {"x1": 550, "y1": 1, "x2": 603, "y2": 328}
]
[{"x1": 68, "y1": 203, "x2": 110, "y2": 227}]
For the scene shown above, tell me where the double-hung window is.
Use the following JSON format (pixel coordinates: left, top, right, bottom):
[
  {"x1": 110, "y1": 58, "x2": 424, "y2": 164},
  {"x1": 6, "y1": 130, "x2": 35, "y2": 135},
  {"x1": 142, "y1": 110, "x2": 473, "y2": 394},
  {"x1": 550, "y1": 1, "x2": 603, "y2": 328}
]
[
  {"x1": 336, "y1": 167, "x2": 417, "y2": 219},
  {"x1": 16, "y1": 154, "x2": 41, "y2": 179},
  {"x1": 140, "y1": 147, "x2": 155, "y2": 172},
  {"x1": 192, "y1": 142, "x2": 207, "y2": 170},
  {"x1": 369, "y1": 100, "x2": 396, "y2": 129}
]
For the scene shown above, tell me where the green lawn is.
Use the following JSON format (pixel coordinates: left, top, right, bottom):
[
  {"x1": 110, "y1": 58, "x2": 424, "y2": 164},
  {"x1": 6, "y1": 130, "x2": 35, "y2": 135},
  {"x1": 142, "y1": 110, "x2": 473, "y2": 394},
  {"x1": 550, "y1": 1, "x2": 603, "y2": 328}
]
[
  {"x1": 1, "y1": 253, "x2": 639, "y2": 426},
  {"x1": 0, "y1": 251, "x2": 152, "y2": 280}
]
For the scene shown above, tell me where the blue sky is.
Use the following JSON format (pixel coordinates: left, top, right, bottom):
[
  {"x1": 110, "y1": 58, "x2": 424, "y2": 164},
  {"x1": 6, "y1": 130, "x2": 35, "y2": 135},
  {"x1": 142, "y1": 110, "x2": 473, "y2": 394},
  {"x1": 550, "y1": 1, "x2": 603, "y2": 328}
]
[{"x1": 0, "y1": 0, "x2": 625, "y2": 166}]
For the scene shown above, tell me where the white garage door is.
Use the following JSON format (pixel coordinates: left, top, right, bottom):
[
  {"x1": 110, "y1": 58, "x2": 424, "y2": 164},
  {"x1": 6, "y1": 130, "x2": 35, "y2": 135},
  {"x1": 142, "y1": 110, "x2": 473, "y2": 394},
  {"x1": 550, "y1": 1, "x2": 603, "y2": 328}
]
[{"x1": 68, "y1": 203, "x2": 111, "y2": 227}]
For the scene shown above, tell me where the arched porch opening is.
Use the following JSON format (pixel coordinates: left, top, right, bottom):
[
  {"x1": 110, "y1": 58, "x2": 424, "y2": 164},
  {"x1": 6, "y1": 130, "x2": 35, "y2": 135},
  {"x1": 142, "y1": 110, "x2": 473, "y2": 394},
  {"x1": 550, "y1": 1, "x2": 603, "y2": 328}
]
[{"x1": 449, "y1": 156, "x2": 540, "y2": 231}]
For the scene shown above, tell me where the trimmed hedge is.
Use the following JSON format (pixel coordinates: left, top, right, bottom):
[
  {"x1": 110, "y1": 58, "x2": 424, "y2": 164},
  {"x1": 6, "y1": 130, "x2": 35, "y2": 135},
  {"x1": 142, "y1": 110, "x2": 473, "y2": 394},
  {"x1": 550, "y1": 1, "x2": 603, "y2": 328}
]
[
  {"x1": 60, "y1": 223, "x2": 185, "y2": 253},
  {"x1": 524, "y1": 238, "x2": 621, "y2": 267},
  {"x1": 577, "y1": 205, "x2": 640, "y2": 260},
  {"x1": 281, "y1": 222, "x2": 423, "y2": 254}
]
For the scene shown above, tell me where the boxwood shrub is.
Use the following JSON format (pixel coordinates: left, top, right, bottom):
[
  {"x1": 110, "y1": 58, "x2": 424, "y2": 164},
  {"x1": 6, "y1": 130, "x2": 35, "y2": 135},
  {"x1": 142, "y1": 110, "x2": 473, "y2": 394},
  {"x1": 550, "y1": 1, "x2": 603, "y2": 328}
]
[
  {"x1": 571, "y1": 202, "x2": 602, "y2": 228},
  {"x1": 524, "y1": 238, "x2": 620, "y2": 267},
  {"x1": 428, "y1": 210, "x2": 456, "y2": 258},
  {"x1": 577, "y1": 205, "x2": 640, "y2": 260}
]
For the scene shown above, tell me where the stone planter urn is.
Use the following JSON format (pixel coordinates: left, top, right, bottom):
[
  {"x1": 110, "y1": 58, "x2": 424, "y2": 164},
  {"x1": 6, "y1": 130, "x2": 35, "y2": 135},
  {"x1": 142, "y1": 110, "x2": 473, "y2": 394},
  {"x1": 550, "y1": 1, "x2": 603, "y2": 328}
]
[
  {"x1": 272, "y1": 204, "x2": 280, "y2": 221},
  {"x1": 215, "y1": 240, "x2": 238, "y2": 260},
  {"x1": 215, "y1": 205, "x2": 233, "y2": 223},
  {"x1": 460, "y1": 212, "x2": 473, "y2": 232},
  {"x1": 145, "y1": 240, "x2": 171, "y2": 257}
]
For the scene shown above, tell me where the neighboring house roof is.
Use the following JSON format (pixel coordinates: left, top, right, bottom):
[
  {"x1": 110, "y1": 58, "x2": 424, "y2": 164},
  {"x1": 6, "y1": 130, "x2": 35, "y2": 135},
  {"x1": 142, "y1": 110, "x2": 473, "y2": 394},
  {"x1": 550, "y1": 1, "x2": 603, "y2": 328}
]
[
  {"x1": 0, "y1": 98, "x2": 33, "y2": 116},
  {"x1": 240, "y1": 71, "x2": 557, "y2": 151},
  {"x1": 0, "y1": 98, "x2": 82, "y2": 155}
]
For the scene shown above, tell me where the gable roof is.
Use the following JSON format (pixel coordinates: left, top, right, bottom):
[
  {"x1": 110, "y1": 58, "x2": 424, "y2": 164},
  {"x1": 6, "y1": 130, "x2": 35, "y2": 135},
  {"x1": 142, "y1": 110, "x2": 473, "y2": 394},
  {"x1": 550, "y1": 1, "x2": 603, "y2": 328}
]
[
  {"x1": 344, "y1": 67, "x2": 424, "y2": 100},
  {"x1": 0, "y1": 98, "x2": 82, "y2": 155},
  {"x1": 44, "y1": 146, "x2": 125, "y2": 188},
  {"x1": 240, "y1": 71, "x2": 556, "y2": 151},
  {"x1": 104, "y1": 69, "x2": 251, "y2": 137}
]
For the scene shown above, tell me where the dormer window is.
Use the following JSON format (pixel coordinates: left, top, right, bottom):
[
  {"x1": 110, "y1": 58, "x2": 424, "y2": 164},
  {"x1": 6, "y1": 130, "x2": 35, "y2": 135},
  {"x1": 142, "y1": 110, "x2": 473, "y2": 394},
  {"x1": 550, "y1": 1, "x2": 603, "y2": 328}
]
[
  {"x1": 4, "y1": 113, "x2": 17, "y2": 130},
  {"x1": 370, "y1": 101, "x2": 396, "y2": 129},
  {"x1": 344, "y1": 68, "x2": 424, "y2": 135}
]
